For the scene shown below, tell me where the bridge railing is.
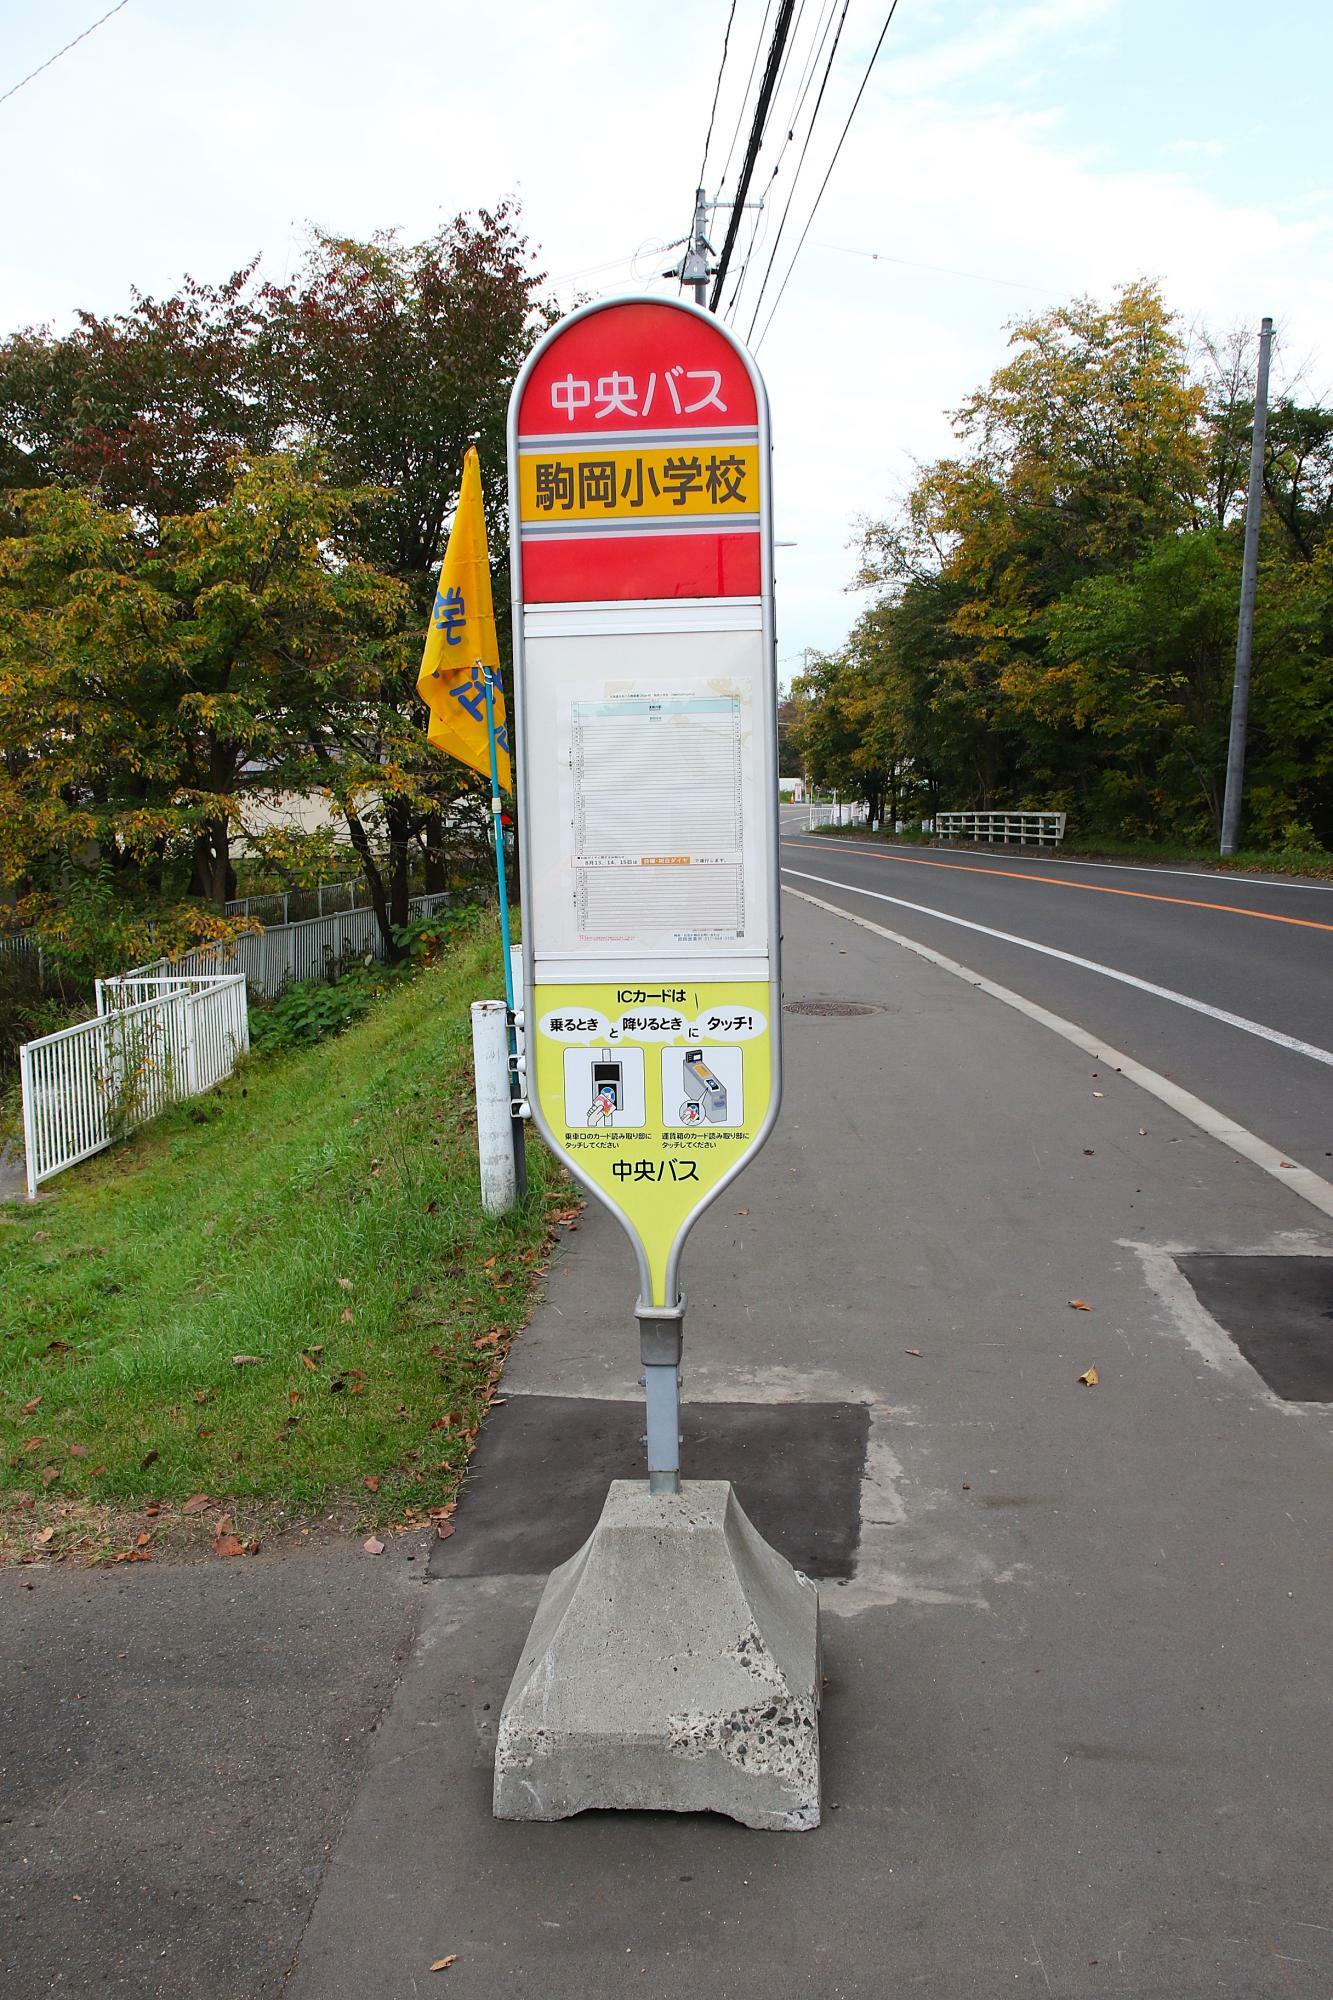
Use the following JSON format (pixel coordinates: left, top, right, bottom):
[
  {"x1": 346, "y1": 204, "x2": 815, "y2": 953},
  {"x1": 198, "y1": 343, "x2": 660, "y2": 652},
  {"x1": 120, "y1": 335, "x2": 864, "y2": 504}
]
[{"x1": 936, "y1": 811, "x2": 1066, "y2": 848}]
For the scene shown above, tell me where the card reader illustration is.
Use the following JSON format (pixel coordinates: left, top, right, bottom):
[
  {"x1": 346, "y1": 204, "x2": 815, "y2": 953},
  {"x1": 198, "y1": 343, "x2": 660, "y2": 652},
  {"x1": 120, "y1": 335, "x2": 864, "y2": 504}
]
[
  {"x1": 679, "y1": 1047, "x2": 728, "y2": 1125},
  {"x1": 587, "y1": 1052, "x2": 623, "y2": 1127}
]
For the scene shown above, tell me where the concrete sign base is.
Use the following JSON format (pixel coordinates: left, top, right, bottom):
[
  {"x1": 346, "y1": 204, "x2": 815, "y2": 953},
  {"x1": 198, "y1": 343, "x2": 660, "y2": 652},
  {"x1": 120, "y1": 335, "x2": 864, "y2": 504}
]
[{"x1": 494, "y1": 1480, "x2": 821, "y2": 1831}]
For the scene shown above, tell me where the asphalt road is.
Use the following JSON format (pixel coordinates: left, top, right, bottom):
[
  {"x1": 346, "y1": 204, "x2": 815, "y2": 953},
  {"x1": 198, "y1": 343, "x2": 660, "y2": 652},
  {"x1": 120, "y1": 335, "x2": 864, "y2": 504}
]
[{"x1": 779, "y1": 814, "x2": 1333, "y2": 1173}]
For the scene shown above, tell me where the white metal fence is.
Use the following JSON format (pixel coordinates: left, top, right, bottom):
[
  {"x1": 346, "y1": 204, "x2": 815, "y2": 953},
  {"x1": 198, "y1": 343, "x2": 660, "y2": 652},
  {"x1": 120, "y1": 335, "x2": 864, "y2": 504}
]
[
  {"x1": 126, "y1": 890, "x2": 455, "y2": 1001},
  {"x1": 0, "y1": 930, "x2": 47, "y2": 991},
  {"x1": 19, "y1": 974, "x2": 248, "y2": 1198},
  {"x1": 224, "y1": 878, "x2": 368, "y2": 925},
  {"x1": 13, "y1": 887, "x2": 458, "y2": 1198},
  {"x1": 937, "y1": 811, "x2": 1067, "y2": 847},
  {"x1": 806, "y1": 801, "x2": 870, "y2": 829}
]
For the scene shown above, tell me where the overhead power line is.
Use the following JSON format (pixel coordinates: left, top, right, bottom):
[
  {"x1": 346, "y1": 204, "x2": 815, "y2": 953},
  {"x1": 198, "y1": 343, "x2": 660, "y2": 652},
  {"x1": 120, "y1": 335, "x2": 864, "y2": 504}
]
[
  {"x1": 716, "y1": 0, "x2": 776, "y2": 203},
  {"x1": 695, "y1": 0, "x2": 737, "y2": 209},
  {"x1": 754, "y1": 0, "x2": 904, "y2": 350},
  {"x1": 819, "y1": 239, "x2": 1057, "y2": 298},
  {"x1": 710, "y1": 0, "x2": 799, "y2": 310},
  {"x1": 723, "y1": 0, "x2": 841, "y2": 319},
  {"x1": 743, "y1": 0, "x2": 852, "y2": 339},
  {"x1": 0, "y1": 0, "x2": 130, "y2": 110}
]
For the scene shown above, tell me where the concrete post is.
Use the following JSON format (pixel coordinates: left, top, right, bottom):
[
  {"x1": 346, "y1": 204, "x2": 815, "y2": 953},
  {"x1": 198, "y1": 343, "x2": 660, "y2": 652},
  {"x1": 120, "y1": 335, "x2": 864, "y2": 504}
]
[
  {"x1": 1220, "y1": 315, "x2": 1274, "y2": 856},
  {"x1": 471, "y1": 999, "x2": 517, "y2": 1216}
]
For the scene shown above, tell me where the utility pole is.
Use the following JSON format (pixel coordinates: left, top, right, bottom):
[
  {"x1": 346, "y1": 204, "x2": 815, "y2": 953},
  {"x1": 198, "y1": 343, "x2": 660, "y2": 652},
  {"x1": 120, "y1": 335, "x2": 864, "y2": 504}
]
[
  {"x1": 665, "y1": 187, "x2": 714, "y2": 305},
  {"x1": 1220, "y1": 315, "x2": 1274, "y2": 857}
]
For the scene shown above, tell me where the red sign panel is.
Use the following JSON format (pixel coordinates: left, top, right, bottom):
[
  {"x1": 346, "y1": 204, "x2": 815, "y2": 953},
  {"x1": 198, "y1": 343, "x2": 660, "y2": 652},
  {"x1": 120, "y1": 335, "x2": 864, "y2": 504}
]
[{"x1": 514, "y1": 300, "x2": 763, "y2": 604}]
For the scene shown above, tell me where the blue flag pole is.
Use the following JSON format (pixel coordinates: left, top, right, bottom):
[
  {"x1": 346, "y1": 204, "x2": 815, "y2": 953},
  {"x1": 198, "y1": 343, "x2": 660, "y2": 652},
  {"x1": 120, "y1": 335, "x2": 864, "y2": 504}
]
[{"x1": 482, "y1": 665, "x2": 526, "y2": 1198}]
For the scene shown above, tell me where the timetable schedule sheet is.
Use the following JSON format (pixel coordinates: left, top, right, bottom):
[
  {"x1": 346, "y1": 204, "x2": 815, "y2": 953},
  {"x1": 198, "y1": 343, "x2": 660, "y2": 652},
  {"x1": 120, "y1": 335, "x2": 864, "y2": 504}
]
[{"x1": 567, "y1": 691, "x2": 747, "y2": 947}]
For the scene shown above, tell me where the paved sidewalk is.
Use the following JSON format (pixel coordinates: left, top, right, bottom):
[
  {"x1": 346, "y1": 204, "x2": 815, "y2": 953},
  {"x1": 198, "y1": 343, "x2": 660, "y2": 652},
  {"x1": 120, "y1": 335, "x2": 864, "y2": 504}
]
[
  {"x1": 282, "y1": 891, "x2": 1332, "y2": 2000},
  {"x1": 1, "y1": 1543, "x2": 426, "y2": 1997}
]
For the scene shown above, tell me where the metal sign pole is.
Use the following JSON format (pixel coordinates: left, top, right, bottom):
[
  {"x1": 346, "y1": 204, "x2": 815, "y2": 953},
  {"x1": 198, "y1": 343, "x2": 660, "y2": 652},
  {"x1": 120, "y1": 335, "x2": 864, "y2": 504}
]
[{"x1": 638, "y1": 1302, "x2": 683, "y2": 1495}]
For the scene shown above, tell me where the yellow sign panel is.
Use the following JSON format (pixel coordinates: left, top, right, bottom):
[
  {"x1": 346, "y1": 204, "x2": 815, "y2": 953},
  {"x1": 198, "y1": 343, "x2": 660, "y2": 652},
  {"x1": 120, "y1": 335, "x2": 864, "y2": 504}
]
[
  {"x1": 518, "y1": 445, "x2": 759, "y2": 524},
  {"x1": 532, "y1": 979, "x2": 773, "y2": 1308}
]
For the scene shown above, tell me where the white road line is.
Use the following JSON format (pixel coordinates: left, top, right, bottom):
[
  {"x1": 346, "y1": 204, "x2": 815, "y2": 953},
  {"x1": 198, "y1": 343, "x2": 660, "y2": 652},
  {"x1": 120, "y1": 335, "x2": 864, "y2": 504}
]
[
  {"x1": 781, "y1": 867, "x2": 1333, "y2": 1067},
  {"x1": 789, "y1": 834, "x2": 1333, "y2": 895},
  {"x1": 783, "y1": 883, "x2": 1333, "y2": 1224}
]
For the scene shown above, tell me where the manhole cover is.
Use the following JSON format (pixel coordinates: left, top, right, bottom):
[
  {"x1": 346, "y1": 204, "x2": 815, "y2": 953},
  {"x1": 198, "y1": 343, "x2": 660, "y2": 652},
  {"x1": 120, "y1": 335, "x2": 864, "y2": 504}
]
[
  {"x1": 1175, "y1": 1254, "x2": 1333, "y2": 1402},
  {"x1": 784, "y1": 999, "x2": 883, "y2": 1017}
]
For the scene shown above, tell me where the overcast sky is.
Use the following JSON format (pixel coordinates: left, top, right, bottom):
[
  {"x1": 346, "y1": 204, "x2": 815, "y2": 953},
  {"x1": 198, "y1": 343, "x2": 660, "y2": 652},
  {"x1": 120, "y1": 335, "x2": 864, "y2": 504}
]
[{"x1": 3, "y1": 0, "x2": 1330, "y2": 669}]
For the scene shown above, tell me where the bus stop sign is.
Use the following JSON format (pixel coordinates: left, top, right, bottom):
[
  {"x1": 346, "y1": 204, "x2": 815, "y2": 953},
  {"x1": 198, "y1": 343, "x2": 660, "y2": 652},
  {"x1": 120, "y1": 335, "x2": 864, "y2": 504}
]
[{"x1": 507, "y1": 296, "x2": 782, "y2": 1314}]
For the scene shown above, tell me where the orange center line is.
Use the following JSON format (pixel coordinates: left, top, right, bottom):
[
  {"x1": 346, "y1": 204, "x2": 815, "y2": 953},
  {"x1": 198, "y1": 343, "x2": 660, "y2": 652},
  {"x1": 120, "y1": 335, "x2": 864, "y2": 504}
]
[{"x1": 779, "y1": 841, "x2": 1333, "y2": 934}]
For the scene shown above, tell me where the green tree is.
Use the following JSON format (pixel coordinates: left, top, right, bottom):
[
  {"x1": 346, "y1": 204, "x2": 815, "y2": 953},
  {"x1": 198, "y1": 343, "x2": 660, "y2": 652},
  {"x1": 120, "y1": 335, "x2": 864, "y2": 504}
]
[
  {"x1": 0, "y1": 461, "x2": 405, "y2": 952},
  {"x1": 0, "y1": 210, "x2": 555, "y2": 943},
  {"x1": 841, "y1": 283, "x2": 1332, "y2": 848}
]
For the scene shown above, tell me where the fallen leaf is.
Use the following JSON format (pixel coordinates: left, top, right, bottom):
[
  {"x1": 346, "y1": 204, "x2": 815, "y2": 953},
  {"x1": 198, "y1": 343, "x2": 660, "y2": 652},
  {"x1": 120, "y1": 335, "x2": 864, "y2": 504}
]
[
  {"x1": 181, "y1": 1494, "x2": 211, "y2": 1514},
  {"x1": 1078, "y1": 1365, "x2": 1099, "y2": 1387},
  {"x1": 22, "y1": 1436, "x2": 47, "y2": 1453},
  {"x1": 363, "y1": 1474, "x2": 380, "y2": 1492},
  {"x1": 232, "y1": 1354, "x2": 262, "y2": 1367},
  {"x1": 140, "y1": 1449, "x2": 159, "y2": 1471},
  {"x1": 737, "y1": 1208, "x2": 750, "y2": 1216},
  {"x1": 41, "y1": 1466, "x2": 60, "y2": 1488},
  {"x1": 430, "y1": 1958, "x2": 457, "y2": 1973},
  {"x1": 67, "y1": 1442, "x2": 88, "y2": 1458},
  {"x1": 340, "y1": 1308, "x2": 354, "y2": 1323},
  {"x1": 363, "y1": 1535, "x2": 385, "y2": 1556},
  {"x1": 435, "y1": 1521, "x2": 455, "y2": 1541},
  {"x1": 33, "y1": 1526, "x2": 55, "y2": 1547},
  {"x1": 904, "y1": 1348, "x2": 922, "y2": 1357},
  {"x1": 135, "y1": 1531, "x2": 151, "y2": 1548},
  {"x1": 20, "y1": 1396, "x2": 41, "y2": 1415},
  {"x1": 213, "y1": 1532, "x2": 246, "y2": 1558},
  {"x1": 300, "y1": 1350, "x2": 317, "y2": 1370},
  {"x1": 1280, "y1": 1160, "x2": 1296, "y2": 1170},
  {"x1": 1068, "y1": 1299, "x2": 1094, "y2": 1312},
  {"x1": 337, "y1": 1277, "x2": 353, "y2": 1291},
  {"x1": 1138, "y1": 1127, "x2": 1147, "y2": 1136}
]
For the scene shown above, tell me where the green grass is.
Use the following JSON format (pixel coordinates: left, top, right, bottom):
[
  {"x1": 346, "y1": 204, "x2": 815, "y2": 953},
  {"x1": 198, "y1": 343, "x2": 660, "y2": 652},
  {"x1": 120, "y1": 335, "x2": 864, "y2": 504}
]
[
  {"x1": 0, "y1": 912, "x2": 564, "y2": 1521},
  {"x1": 809, "y1": 823, "x2": 1333, "y2": 879}
]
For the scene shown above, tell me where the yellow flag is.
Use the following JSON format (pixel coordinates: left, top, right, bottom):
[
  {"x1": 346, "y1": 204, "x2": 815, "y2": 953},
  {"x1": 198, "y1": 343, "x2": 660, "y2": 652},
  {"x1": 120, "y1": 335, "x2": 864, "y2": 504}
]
[{"x1": 416, "y1": 446, "x2": 512, "y2": 792}]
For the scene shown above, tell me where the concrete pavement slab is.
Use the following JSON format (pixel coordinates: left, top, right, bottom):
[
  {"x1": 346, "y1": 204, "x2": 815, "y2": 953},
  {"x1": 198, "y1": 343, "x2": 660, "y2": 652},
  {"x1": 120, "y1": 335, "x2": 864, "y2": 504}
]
[{"x1": 284, "y1": 891, "x2": 1333, "y2": 1998}]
